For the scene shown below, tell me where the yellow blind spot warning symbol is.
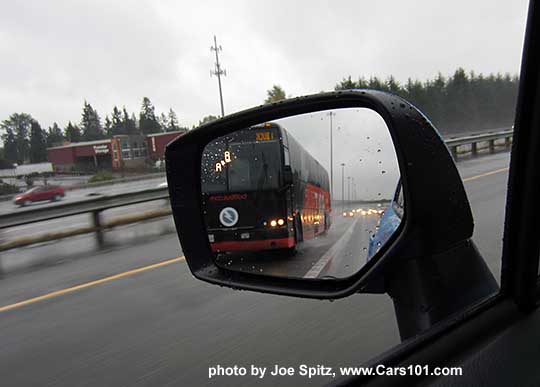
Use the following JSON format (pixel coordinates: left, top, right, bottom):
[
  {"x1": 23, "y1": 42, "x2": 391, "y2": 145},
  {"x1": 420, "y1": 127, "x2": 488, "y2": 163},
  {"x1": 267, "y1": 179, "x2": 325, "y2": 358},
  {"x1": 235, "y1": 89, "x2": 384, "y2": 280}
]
[{"x1": 219, "y1": 207, "x2": 239, "y2": 227}]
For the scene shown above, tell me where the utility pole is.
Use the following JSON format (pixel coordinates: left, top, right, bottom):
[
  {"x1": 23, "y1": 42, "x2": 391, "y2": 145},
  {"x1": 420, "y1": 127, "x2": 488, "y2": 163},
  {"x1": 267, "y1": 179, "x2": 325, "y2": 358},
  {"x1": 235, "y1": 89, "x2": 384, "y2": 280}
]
[
  {"x1": 347, "y1": 176, "x2": 351, "y2": 206},
  {"x1": 341, "y1": 163, "x2": 345, "y2": 213},
  {"x1": 327, "y1": 111, "x2": 335, "y2": 198},
  {"x1": 210, "y1": 35, "x2": 226, "y2": 117}
]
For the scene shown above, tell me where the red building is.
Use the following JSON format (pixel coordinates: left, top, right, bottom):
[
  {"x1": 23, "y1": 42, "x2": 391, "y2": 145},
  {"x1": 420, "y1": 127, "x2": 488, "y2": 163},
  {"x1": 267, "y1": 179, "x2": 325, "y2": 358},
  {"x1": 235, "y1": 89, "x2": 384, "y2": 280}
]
[
  {"x1": 47, "y1": 131, "x2": 185, "y2": 173},
  {"x1": 146, "y1": 131, "x2": 185, "y2": 161}
]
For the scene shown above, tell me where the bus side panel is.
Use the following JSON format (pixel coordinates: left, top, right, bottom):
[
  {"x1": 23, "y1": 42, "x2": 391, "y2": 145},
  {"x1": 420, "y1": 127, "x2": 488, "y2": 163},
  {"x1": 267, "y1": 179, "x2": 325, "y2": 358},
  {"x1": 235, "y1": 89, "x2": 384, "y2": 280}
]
[{"x1": 285, "y1": 128, "x2": 332, "y2": 239}]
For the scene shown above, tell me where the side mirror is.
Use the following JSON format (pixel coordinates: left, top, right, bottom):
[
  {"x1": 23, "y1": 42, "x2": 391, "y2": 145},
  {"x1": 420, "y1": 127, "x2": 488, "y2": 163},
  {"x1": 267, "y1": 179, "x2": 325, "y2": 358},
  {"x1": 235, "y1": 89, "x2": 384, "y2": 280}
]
[
  {"x1": 282, "y1": 165, "x2": 293, "y2": 186},
  {"x1": 166, "y1": 90, "x2": 497, "y2": 339}
]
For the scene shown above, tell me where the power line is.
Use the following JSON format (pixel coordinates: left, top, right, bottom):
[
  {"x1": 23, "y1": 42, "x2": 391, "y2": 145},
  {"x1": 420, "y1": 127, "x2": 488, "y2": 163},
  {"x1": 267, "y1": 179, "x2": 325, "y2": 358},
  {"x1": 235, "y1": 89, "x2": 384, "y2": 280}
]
[{"x1": 210, "y1": 35, "x2": 226, "y2": 117}]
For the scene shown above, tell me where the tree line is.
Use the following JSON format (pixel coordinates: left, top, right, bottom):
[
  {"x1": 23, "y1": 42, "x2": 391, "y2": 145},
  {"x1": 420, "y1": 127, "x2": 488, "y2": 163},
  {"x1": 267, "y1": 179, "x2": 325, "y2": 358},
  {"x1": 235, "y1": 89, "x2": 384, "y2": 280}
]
[
  {"x1": 334, "y1": 68, "x2": 519, "y2": 135},
  {"x1": 1, "y1": 69, "x2": 519, "y2": 166},
  {"x1": 0, "y1": 97, "x2": 187, "y2": 165}
]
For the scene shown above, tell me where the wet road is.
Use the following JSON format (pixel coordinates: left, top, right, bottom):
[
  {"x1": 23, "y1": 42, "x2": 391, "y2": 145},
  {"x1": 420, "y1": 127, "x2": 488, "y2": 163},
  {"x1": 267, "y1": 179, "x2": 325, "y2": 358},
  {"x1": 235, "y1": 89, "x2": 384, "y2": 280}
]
[{"x1": 0, "y1": 151, "x2": 510, "y2": 386}]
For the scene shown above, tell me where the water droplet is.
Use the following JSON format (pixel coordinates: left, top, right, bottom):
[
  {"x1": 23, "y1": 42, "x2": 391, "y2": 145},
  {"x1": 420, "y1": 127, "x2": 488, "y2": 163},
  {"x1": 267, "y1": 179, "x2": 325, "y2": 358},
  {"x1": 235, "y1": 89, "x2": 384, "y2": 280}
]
[
  {"x1": 377, "y1": 149, "x2": 381, "y2": 152},
  {"x1": 381, "y1": 170, "x2": 386, "y2": 174}
]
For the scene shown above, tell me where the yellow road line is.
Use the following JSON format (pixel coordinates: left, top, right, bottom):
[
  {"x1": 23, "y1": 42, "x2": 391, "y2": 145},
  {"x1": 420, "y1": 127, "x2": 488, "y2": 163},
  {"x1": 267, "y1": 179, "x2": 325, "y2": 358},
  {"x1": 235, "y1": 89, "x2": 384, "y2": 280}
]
[
  {"x1": 463, "y1": 167, "x2": 509, "y2": 182},
  {"x1": 0, "y1": 256, "x2": 185, "y2": 313}
]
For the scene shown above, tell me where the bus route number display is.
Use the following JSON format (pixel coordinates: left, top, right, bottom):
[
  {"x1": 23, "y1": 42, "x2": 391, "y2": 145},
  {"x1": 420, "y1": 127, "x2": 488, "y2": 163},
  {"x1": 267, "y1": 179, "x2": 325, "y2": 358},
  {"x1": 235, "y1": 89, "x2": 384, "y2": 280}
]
[{"x1": 255, "y1": 131, "x2": 274, "y2": 141}]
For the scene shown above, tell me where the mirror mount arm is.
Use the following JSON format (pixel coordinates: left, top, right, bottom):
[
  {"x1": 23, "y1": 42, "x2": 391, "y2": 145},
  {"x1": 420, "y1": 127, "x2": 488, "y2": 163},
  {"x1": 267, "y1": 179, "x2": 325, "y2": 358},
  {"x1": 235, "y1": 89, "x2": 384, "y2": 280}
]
[{"x1": 385, "y1": 240, "x2": 498, "y2": 340}]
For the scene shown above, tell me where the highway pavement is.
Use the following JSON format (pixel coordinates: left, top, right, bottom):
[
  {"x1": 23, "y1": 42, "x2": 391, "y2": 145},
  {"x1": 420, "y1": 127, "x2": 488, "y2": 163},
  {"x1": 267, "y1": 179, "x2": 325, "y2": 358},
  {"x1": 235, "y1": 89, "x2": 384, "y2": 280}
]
[{"x1": 0, "y1": 151, "x2": 510, "y2": 386}]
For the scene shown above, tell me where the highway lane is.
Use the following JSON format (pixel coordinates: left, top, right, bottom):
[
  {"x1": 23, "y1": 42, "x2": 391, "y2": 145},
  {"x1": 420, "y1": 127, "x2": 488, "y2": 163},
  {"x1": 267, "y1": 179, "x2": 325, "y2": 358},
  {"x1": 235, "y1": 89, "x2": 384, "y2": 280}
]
[
  {"x1": 0, "y1": 176, "x2": 166, "y2": 216},
  {"x1": 0, "y1": 152, "x2": 510, "y2": 386},
  {"x1": 218, "y1": 215, "x2": 380, "y2": 279}
]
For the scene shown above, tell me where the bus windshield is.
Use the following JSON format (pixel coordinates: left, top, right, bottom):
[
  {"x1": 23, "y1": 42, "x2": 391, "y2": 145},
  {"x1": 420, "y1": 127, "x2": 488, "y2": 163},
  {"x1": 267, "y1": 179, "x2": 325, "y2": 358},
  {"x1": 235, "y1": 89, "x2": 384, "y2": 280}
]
[{"x1": 202, "y1": 135, "x2": 282, "y2": 194}]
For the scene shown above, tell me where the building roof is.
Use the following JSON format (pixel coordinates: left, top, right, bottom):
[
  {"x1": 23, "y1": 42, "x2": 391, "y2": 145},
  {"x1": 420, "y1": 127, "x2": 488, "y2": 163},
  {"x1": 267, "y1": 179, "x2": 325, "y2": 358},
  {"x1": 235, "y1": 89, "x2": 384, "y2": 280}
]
[
  {"x1": 146, "y1": 130, "x2": 187, "y2": 138},
  {"x1": 47, "y1": 139, "x2": 110, "y2": 150}
]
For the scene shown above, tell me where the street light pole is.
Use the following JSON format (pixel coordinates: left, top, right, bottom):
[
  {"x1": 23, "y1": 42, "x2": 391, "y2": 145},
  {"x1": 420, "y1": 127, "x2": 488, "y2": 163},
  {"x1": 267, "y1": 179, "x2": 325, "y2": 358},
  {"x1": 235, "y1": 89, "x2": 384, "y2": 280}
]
[
  {"x1": 327, "y1": 111, "x2": 335, "y2": 198},
  {"x1": 347, "y1": 176, "x2": 351, "y2": 206},
  {"x1": 340, "y1": 163, "x2": 345, "y2": 213}
]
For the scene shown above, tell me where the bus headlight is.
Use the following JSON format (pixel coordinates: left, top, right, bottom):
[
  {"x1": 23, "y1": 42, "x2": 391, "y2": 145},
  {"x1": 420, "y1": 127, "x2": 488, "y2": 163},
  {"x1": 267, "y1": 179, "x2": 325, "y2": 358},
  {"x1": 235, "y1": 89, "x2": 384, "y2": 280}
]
[
  {"x1": 270, "y1": 220, "x2": 277, "y2": 227},
  {"x1": 277, "y1": 219, "x2": 285, "y2": 226}
]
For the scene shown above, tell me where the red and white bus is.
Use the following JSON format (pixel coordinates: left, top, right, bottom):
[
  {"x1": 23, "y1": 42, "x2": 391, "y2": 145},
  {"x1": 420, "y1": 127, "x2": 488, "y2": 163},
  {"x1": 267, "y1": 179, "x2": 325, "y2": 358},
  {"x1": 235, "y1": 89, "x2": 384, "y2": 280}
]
[{"x1": 201, "y1": 122, "x2": 331, "y2": 253}]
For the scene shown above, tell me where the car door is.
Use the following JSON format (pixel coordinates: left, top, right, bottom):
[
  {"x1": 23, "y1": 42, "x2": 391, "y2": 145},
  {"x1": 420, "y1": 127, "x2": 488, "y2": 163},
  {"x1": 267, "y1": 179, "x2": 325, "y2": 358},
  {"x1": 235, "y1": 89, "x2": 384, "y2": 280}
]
[{"x1": 31, "y1": 186, "x2": 46, "y2": 201}]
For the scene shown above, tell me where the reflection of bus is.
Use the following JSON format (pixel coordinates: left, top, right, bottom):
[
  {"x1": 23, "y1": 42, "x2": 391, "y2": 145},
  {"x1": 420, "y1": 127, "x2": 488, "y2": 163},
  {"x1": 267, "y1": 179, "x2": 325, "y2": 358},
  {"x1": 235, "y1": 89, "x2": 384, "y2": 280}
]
[{"x1": 201, "y1": 122, "x2": 331, "y2": 253}]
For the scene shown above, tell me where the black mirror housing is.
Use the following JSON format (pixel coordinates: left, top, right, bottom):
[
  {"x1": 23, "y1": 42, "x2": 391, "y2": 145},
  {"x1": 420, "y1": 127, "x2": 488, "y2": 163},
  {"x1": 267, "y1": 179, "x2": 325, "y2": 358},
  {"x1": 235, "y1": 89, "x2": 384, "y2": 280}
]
[{"x1": 165, "y1": 90, "x2": 496, "y2": 303}]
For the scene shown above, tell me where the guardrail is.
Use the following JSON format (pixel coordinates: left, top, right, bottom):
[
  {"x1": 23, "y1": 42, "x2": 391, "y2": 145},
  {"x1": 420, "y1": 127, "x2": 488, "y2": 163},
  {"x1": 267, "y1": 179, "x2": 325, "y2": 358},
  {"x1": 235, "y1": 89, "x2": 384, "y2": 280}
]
[
  {"x1": 445, "y1": 129, "x2": 513, "y2": 159},
  {"x1": 0, "y1": 187, "x2": 170, "y2": 251}
]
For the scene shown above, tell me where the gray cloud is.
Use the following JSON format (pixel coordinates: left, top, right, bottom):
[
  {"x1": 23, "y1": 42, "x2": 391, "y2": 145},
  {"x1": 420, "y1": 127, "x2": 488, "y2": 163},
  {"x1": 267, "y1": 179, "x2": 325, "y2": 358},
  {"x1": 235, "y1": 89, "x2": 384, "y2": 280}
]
[{"x1": 0, "y1": 0, "x2": 529, "y2": 130}]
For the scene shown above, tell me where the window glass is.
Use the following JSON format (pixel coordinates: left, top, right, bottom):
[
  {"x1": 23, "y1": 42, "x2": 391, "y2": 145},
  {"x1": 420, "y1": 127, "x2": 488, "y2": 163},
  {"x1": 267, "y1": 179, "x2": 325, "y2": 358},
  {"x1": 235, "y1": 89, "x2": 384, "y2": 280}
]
[{"x1": 0, "y1": 1, "x2": 528, "y2": 385}]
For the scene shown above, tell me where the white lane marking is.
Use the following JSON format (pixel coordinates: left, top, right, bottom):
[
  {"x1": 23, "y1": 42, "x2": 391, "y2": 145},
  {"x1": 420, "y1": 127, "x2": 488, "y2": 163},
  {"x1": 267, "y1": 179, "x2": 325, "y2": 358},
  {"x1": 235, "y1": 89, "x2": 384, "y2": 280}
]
[{"x1": 303, "y1": 218, "x2": 359, "y2": 279}]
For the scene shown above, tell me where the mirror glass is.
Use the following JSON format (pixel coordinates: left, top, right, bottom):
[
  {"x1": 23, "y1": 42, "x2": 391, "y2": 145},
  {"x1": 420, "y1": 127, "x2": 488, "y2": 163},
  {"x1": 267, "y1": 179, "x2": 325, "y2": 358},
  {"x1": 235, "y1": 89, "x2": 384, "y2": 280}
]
[{"x1": 200, "y1": 107, "x2": 403, "y2": 279}]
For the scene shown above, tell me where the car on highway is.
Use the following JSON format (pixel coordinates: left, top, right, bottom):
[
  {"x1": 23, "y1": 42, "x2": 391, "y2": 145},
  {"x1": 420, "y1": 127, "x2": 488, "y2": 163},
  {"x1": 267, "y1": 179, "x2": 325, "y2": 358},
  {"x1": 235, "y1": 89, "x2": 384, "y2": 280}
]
[
  {"x1": 13, "y1": 185, "x2": 65, "y2": 207},
  {"x1": 368, "y1": 183, "x2": 403, "y2": 258},
  {"x1": 342, "y1": 210, "x2": 354, "y2": 217}
]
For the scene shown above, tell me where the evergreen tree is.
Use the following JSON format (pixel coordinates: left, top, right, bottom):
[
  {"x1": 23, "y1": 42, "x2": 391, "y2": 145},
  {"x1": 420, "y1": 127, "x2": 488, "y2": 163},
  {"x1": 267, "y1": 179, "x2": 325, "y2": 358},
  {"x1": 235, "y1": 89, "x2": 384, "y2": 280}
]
[
  {"x1": 167, "y1": 108, "x2": 181, "y2": 132},
  {"x1": 29, "y1": 120, "x2": 48, "y2": 162},
  {"x1": 122, "y1": 107, "x2": 138, "y2": 135},
  {"x1": 1, "y1": 127, "x2": 18, "y2": 164},
  {"x1": 111, "y1": 106, "x2": 124, "y2": 135},
  {"x1": 1, "y1": 113, "x2": 32, "y2": 164},
  {"x1": 264, "y1": 85, "x2": 287, "y2": 103},
  {"x1": 80, "y1": 101, "x2": 104, "y2": 140},
  {"x1": 334, "y1": 68, "x2": 519, "y2": 135},
  {"x1": 139, "y1": 97, "x2": 161, "y2": 134},
  {"x1": 335, "y1": 76, "x2": 356, "y2": 90},
  {"x1": 64, "y1": 121, "x2": 82, "y2": 142},
  {"x1": 104, "y1": 115, "x2": 113, "y2": 137},
  {"x1": 130, "y1": 113, "x2": 139, "y2": 134},
  {"x1": 46, "y1": 122, "x2": 64, "y2": 147},
  {"x1": 386, "y1": 76, "x2": 401, "y2": 94},
  {"x1": 158, "y1": 112, "x2": 169, "y2": 132},
  {"x1": 198, "y1": 115, "x2": 219, "y2": 126}
]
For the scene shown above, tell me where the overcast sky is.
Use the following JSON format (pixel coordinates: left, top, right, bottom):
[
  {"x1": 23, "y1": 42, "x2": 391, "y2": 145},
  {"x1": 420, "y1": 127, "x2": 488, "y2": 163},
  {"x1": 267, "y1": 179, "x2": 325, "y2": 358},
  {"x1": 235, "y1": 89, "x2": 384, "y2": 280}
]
[{"x1": 0, "y1": 1, "x2": 529, "y2": 130}]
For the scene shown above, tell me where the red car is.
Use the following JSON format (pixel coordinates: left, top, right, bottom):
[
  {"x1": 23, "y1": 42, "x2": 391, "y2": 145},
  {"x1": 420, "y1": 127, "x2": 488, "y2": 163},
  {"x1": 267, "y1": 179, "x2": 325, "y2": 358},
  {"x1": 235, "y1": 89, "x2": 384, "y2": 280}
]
[{"x1": 14, "y1": 185, "x2": 65, "y2": 207}]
